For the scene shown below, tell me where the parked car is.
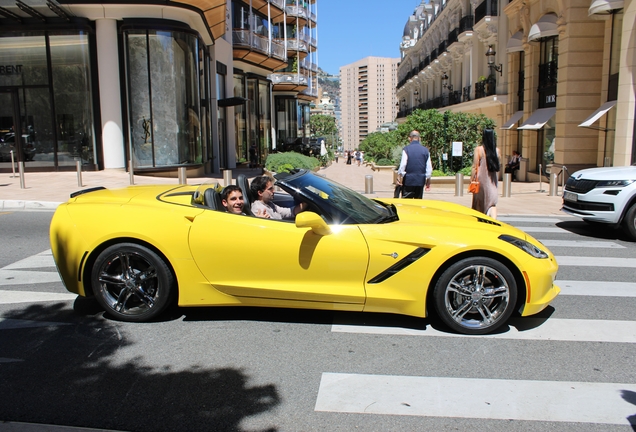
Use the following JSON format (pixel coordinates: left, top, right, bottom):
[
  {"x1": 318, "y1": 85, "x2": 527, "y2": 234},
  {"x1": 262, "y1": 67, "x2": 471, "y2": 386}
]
[
  {"x1": 0, "y1": 133, "x2": 36, "y2": 162},
  {"x1": 50, "y1": 169, "x2": 560, "y2": 335},
  {"x1": 562, "y1": 165, "x2": 636, "y2": 240}
]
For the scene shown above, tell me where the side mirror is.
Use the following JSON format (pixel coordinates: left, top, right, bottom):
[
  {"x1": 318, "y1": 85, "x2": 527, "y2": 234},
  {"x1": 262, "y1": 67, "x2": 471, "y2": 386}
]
[{"x1": 295, "y1": 211, "x2": 331, "y2": 236}]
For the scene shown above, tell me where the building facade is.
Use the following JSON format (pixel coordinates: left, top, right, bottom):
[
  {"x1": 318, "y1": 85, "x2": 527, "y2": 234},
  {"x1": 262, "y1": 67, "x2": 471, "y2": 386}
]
[
  {"x1": 0, "y1": 0, "x2": 318, "y2": 175},
  {"x1": 396, "y1": 0, "x2": 634, "y2": 179},
  {"x1": 339, "y1": 57, "x2": 399, "y2": 151}
]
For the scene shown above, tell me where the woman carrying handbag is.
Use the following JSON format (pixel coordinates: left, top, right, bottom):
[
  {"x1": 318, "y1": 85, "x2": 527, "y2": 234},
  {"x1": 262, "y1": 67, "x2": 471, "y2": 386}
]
[{"x1": 471, "y1": 129, "x2": 500, "y2": 219}]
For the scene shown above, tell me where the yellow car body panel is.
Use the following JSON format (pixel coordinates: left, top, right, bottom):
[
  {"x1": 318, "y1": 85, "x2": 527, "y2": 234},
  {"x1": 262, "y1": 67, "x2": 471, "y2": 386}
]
[{"x1": 188, "y1": 210, "x2": 367, "y2": 309}]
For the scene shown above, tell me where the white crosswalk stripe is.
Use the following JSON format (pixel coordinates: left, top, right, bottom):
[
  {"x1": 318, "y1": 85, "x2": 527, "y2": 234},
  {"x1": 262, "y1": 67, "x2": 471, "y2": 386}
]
[
  {"x1": 315, "y1": 373, "x2": 636, "y2": 425},
  {"x1": 557, "y1": 256, "x2": 636, "y2": 267},
  {"x1": 541, "y1": 239, "x2": 625, "y2": 248},
  {"x1": 332, "y1": 318, "x2": 636, "y2": 343},
  {"x1": 558, "y1": 280, "x2": 636, "y2": 296},
  {"x1": 0, "y1": 290, "x2": 76, "y2": 304}
]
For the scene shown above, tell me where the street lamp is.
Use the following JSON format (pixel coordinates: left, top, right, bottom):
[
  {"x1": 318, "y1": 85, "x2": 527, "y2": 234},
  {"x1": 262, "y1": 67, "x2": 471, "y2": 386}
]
[
  {"x1": 485, "y1": 45, "x2": 502, "y2": 76},
  {"x1": 442, "y1": 72, "x2": 453, "y2": 91}
]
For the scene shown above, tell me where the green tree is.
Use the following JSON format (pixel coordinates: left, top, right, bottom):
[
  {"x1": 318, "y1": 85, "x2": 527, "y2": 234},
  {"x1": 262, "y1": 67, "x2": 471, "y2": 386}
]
[
  {"x1": 397, "y1": 109, "x2": 496, "y2": 173},
  {"x1": 359, "y1": 131, "x2": 401, "y2": 164},
  {"x1": 309, "y1": 114, "x2": 338, "y2": 146}
]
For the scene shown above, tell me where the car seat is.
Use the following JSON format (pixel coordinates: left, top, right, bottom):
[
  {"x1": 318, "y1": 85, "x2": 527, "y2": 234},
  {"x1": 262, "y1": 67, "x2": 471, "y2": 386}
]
[
  {"x1": 203, "y1": 188, "x2": 223, "y2": 211},
  {"x1": 236, "y1": 174, "x2": 254, "y2": 216}
]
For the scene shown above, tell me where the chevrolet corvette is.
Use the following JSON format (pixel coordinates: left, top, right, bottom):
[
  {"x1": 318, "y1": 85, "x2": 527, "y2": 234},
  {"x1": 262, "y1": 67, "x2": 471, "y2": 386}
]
[{"x1": 50, "y1": 169, "x2": 560, "y2": 335}]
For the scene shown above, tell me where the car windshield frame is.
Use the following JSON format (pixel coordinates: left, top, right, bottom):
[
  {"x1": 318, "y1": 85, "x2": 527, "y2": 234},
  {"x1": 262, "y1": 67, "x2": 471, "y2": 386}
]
[{"x1": 275, "y1": 170, "x2": 394, "y2": 224}]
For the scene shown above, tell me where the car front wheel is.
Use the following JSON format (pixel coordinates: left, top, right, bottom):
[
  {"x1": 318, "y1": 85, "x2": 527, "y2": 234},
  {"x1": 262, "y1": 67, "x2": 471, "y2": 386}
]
[
  {"x1": 433, "y1": 257, "x2": 517, "y2": 335},
  {"x1": 91, "y1": 243, "x2": 174, "y2": 322},
  {"x1": 623, "y1": 202, "x2": 636, "y2": 241}
]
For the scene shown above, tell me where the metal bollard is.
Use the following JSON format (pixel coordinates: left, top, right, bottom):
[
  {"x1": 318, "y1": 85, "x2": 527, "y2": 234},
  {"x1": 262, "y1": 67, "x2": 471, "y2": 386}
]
[
  {"x1": 549, "y1": 172, "x2": 559, "y2": 196},
  {"x1": 129, "y1": 159, "x2": 135, "y2": 185},
  {"x1": 18, "y1": 161, "x2": 25, "y2": 189},
  {"x1": 502, "y1": 173, "x2": 512, "y2": 197},
  {"x1": 223, "y1": 169, "x2": 233, "y2": 186},
  {"x1": 538, "y1": 164, "x2": 545, "y2": 192},
  {"x1": 454, "y1": 173, "x2": 464, "y2": 196},
  {"x1": 10, "y1": 150, "x2": 17, "y2": 178},
  {"x1": 364, "y1": 174, "x2": 373, "y2": 194},
  {"x1": 178, "y1": 167, "x2": 187, "y2": 185},
  {"x1": 76, "y1": 160, "x2": 83, "y2": 187}
]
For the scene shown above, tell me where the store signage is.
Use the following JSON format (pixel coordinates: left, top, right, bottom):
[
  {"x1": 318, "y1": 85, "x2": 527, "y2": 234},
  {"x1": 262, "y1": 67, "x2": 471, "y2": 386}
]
[
  {"x1": 545, "y1": 94, "x2": 556, "y2": 104},
  {"x1": 0, "y1": 65, "x2": 23, "y2": 75}
]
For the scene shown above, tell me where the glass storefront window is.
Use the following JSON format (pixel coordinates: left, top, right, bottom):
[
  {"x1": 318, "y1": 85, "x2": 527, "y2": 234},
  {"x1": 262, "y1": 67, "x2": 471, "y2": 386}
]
[
  {"x1": 259, "y1": 81, "x2": 271, "y2": 164},
  {"x1": 50, "y1": 33, "x2": 96, "y2": 167},
  {"x1": 234, "y1": 73, "x2": 247, "y2": 163},
  {"x1": 124, "y1": 29, "x2": 203, "y2": 169},
  {"x1": 1, "y1": 32, "x2": 96, "y2": 171}
]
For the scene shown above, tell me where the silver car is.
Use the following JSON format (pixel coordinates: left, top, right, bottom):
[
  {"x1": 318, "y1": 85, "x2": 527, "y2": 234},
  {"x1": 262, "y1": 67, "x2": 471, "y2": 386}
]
[{"x1": 562, "y1": 165, "x2": 636, "y2": 240}]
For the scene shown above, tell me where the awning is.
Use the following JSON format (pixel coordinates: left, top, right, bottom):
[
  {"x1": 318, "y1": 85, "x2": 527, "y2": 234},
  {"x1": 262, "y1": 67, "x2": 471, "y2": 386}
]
[
  {"x1": 588, "y1": 0, "x2": 624, "y2": 15},
  {"x1": 506, "y1": 31, "x2": 524, "y2": 53},
  {"x1": 518, "y1": 107, "x2": 556, "y2": 130},
  {"x1": 500, "y1": 111, "x2": 524, "y2": 129},
  {"x1": 578, "y1": 100, "x2": 617, "y2": 127},
  {"x1": 528, "y1": 13, "x2": 559, "y2": 42},
  {"x1": 217, "y1": 97, "x2": 248, "y2": 107}
]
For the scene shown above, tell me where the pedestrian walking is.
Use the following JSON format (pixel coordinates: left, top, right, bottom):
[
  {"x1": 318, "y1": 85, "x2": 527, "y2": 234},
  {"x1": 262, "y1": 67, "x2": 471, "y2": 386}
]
[
  {"x1": 396, "y1": 130, "x2": 432, "y2": 199},
  {"x1": 471, "y1": 128, "x2": 500, "y2": 218},
  {"x1": 346, "y1": 151, "x2": 352, "y2": 165}
]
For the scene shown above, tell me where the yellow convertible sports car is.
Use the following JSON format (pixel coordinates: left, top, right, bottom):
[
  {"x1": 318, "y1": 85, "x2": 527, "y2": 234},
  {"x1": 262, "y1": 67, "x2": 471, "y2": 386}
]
[{"x1": 50, "y1": 169, "x2": 560, "y2": 335}]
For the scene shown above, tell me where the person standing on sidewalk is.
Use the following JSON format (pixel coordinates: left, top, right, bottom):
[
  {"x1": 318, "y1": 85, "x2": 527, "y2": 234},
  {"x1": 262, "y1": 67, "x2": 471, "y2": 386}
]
[
  {"x1": 396, "y1": 130, "x2": 432, "y2": 199},
  {"x1": 471, "y1": 128, "x2": 500, "y2": 218}
]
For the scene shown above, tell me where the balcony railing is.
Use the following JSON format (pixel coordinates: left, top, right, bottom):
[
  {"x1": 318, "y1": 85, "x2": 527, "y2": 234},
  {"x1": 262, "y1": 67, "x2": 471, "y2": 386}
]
[
  {"x1": 475, "y1": 0, "x2": 498, "y2": 23},
  {"x1": 270, "y1": 0, "x2": 284, "y2": 9},
  {"x1": 271, "y1": 39, "x2": 286, "y2": 60},
  {"x1": 459, "y1": 15, "x2": 474, "y2": 33},
  {"x1": 463, "y1": 85, "x2": 471, "y2": 102},
  {"x1": 286, "y1": 38, "x2": 308, "y2": 53},
  {"x1": 286, "y1": 5, "x2": 308, "y2": 19},
  {"x1": 269, "y1": 71, "x2": 308, "y2": 86},
  {"x1": 447, "y1": 28, "x2": 458, "y2": 45},
  {"x1": 474, "y1": 77, "x2": 496, "y2": 99}
]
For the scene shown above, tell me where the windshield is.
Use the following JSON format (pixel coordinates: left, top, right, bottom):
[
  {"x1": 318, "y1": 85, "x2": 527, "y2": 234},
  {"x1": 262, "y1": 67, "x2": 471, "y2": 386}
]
[{"x1": 277, "y1": 171, "x2": 392, "y2": 224}]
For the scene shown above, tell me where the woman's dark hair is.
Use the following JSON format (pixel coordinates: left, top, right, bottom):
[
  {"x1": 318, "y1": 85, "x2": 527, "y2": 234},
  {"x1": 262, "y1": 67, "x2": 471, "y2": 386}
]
[{"x1": 482, "y1": 128, "x2": 500, "y2": 172}]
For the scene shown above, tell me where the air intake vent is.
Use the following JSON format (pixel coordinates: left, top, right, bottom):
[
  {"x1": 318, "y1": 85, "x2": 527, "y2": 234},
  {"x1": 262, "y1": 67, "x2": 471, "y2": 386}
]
[{"x1": 476, "y1": 217, "x2": 501, "y2": 226}]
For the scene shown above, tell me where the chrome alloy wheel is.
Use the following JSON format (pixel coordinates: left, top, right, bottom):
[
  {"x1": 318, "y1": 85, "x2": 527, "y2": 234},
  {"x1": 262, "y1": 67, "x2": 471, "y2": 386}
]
[
  {"x1": 444, "y1": 265, "x2": 510, "y2": 330},
  {"x1": 92, "y1": 243, "x2": 173, "y2": 322}
]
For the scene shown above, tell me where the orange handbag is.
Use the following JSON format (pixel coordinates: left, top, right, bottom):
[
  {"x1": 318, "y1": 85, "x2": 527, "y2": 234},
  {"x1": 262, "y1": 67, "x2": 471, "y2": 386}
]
[{"x1": 469, "y1": 149, "x2": 480, "y2": 193}]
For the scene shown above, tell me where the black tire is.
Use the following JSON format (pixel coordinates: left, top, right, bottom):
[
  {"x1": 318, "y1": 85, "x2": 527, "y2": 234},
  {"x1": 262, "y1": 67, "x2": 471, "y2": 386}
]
[
  {"x1": 622, "y1": 202, "x2": 636, "y2": 241},
  {"x1": 91, "y1": 243, "x2": 174, "y2": 322},
  {"x1": 433, "y1": 257, "x2": 517, "y2": 335}
]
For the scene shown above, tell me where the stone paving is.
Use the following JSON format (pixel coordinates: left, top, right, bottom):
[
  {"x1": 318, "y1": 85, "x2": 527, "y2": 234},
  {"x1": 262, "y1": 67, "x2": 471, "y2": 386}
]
[{"x1": 0, "y1": 161, "x2": 565, "y2": 216}]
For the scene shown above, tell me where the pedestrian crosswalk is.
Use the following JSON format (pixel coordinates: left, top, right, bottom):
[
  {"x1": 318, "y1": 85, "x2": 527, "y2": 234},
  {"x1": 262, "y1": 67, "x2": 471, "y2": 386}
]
[
  {"x1": 2, "y1": 217, "x2": 636, "y2": 427},
  {"x1": 316, "y1": 215, "x2": 636, "y2": 426}
]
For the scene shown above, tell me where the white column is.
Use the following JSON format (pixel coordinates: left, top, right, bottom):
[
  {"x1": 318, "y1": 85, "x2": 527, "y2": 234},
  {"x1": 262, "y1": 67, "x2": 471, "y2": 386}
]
[{"x1": 96, "y1": 19, "x2": 125, "y2": 169}]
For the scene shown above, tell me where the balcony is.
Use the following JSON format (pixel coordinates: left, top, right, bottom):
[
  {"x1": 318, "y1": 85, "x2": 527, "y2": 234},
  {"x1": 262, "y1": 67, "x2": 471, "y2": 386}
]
[
  {"x1": 286, "y1": 38, "x2": 309, "y2": 58},
  {"x1": 269, "y1": 71, "x2": 309, "y2": 92},
  {"x1": 233, "y1": 30, "x2": 287, "y2": 70},
  {"x1": 251, "y1": 0, "x2": 285, "y2": 22},
  {"x1": 285, "y1": 5, "x2": 308, "y2": 26},
  {"x1": 459, "y1": 15, "x2": 474, "y2": 34}
]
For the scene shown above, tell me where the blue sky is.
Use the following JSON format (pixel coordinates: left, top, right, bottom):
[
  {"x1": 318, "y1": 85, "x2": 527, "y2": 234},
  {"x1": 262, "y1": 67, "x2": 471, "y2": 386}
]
[{"x1": 317, "y1": 1, "x2": 420, "y2": 75}]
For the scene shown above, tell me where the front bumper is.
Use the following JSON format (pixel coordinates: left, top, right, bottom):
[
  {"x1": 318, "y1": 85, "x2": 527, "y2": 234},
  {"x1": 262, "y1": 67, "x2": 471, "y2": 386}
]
[{"x1": 520, "y1": 256, "x2": 560, "y2": 317}]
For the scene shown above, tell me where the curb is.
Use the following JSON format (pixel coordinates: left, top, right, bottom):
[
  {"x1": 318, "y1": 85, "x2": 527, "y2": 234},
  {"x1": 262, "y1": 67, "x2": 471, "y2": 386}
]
[{"x1": 0, "y1": 200, "x2": 62, "y2": 212}]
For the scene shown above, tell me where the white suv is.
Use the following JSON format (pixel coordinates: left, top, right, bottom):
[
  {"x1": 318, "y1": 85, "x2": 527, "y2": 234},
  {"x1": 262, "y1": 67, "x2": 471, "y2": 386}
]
[{"x1": 562, "y1": 165, "x2": 636, "y2": 241}]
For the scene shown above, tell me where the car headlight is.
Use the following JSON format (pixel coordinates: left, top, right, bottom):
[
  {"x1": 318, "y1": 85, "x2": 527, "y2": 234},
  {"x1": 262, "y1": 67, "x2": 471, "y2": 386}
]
[
  {"x1": 596, "y1": 180, "x2": 634, "y2": 187},
  {"x1": 499, "y1": 235, "x2": 549, "y2": 259}
]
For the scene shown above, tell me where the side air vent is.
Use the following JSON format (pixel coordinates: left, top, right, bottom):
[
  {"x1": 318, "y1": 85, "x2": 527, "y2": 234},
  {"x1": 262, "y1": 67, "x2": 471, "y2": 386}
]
[
  {"x1": 367, "y1": 247, "x2": 430, "y2": 284},
  {"x1": 476, "y1": 217, "x2": 501, "y2": 226}
]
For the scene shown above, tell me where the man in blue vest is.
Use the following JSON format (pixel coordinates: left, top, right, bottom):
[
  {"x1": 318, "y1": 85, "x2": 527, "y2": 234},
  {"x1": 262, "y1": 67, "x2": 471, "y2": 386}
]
[{"x1": 396, "y1": 130, "x2": 432, "y2": 199}]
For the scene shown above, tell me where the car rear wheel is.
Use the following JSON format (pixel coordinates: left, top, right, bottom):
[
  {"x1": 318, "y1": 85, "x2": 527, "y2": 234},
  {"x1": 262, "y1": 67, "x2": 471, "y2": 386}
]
[
  {"x1": 91, "y1": 243, "x2": 174, "y2": 322},
  {"x1": 622, "y1": 202, "x2": 636, "y2": 241},
  {"x1": 433, "y1": 257, "x2": 517, "y2": 335}
]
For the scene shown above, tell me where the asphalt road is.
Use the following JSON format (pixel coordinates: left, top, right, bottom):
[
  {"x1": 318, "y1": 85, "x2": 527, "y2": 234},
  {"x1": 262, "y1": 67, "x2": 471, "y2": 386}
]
[{"x1": 0, "y1": 211, "x2": 635, "y2": 431}]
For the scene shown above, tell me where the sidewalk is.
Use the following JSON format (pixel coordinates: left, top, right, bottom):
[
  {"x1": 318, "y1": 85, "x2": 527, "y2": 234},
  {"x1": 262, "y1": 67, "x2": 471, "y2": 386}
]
[{"x1": 0, "y1": 162, "x2": 565, "y2": 216}]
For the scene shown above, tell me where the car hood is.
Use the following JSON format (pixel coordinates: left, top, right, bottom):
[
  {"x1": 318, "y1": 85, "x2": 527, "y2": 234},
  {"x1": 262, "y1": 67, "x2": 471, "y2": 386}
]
[
  {"x1": 381, "y1": 198, "x2": 527, "y2": 238},
  {"x1": 571, "y1": 166, "x2": 636, "y2": 181}
]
